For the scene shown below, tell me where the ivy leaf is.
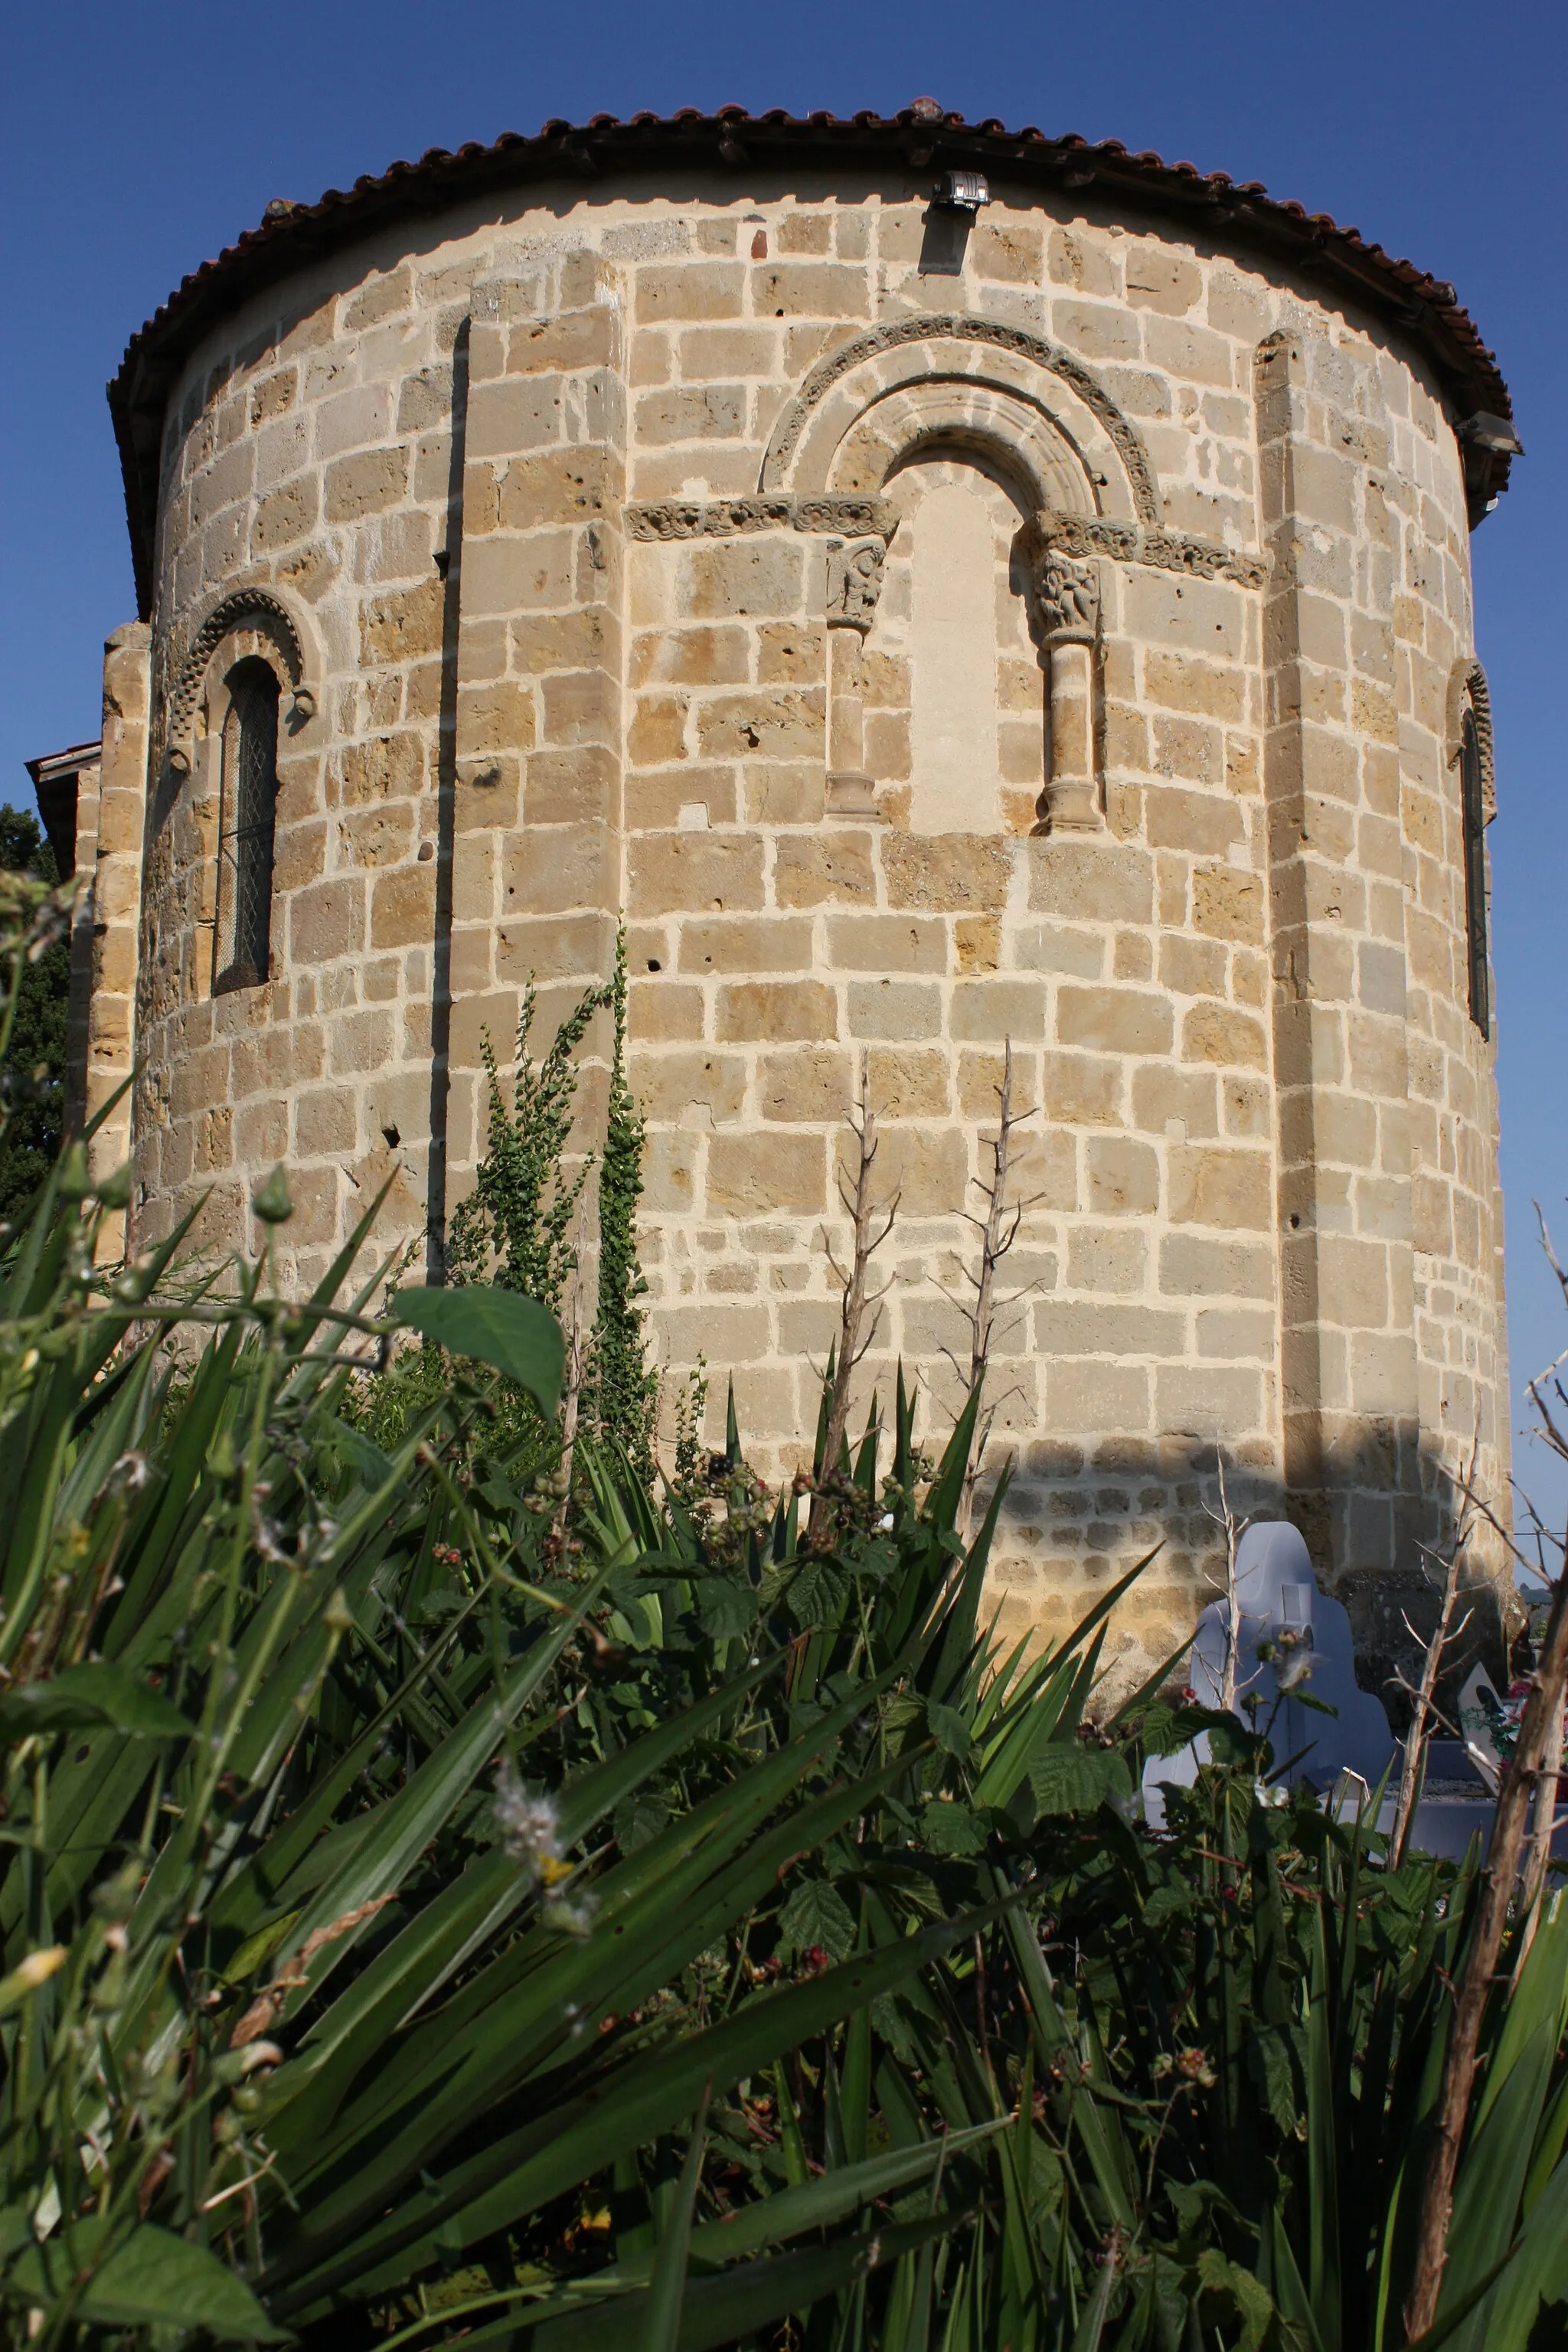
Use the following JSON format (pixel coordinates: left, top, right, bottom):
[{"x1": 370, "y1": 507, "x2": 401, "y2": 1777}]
[
  {"x1": 614, "y1": 1789, "x2": 672, "y2": 1854},
  {"x1": 9, "y1": 2223, "x2": 288, "y2": 2341},
  {"x1": 1168, "y1": 2179, "x2": 1207, "y2": 2238},
  {"x1": 1027, "y1": 1743, "x2": 1132, "y2": 1817},
  {"x1": 389, "y1": 1285, "x2": 564, "y2": 1414},
  {"x1": 1141, "y1": 1884, "x2": 1194, "y2": 1933},
  {"x1": 1139, "y1": 1702, "x2": 1236, "y2": 1759},
  {"x1": 1245, "y1": 2025, "x2": 1304, "y2": 2136},
  {"x1": 697, "y1": 1577, "x2": 758, "y2": 1641},
  {"x1": 788, "y1": 1558, "x2": 848, "y2": 1628},
  {"x1": 1207, "y1": 1720, "x2": 1265, "y2": 1769},
  {"x1": 0, "y1": 1664, "x2": 191, "y2": 1743},
  {"x1": 777, "y1": 1877, "x2": 855, "y2": 1962},
  {"x1": 922, "y1": 1798, "x2": 985, "y2": 1855},
  {"x1": 926, "y1": 1700, "x2": 973, "y2": 1758},
  {"x1": 1196, "y1": 2249, "x2": 1276, "y2": 2352}
]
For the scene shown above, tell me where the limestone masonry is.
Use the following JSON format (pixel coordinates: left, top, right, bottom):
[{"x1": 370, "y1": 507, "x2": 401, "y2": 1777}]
[{"x1": 51, "y1": 105, "x2": 1522, "y2": 1683}]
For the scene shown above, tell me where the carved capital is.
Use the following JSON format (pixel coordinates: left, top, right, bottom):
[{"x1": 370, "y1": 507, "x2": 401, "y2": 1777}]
[
  {"x1": 1035, "y1": 550, "x2": 1101, "y2": 645},
  {"x1": 825, "y1": 536, "x2": 886, "y2": 632}
]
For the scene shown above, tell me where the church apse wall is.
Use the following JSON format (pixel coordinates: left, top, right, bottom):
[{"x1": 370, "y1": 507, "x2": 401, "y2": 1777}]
[{"x1": 95, "y1": 110, "x2": 1518, "y2": 1684}]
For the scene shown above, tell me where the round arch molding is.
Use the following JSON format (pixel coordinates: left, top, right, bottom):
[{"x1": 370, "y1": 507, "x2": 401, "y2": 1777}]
[
  {"x1": 163, "y1": 586, "x2": 316, "y2": 774},
  {"x1": 760, "y1": 314, "x2": 1161, "y2": 525},
  {"x1": 1446, "y1": 657, "x2": 1497, "y2": 823}
]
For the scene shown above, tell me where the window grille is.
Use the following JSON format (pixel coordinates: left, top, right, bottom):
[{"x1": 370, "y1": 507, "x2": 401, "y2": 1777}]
[
  {"x1": 215, "y1": 663, "x2": 278, "y2": 992},
  {"x1": 1460, "y1": 704, "x2": 1490, "y2": 1040}
]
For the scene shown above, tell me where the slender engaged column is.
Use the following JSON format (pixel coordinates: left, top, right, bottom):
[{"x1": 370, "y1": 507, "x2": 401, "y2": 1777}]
[
  {"x1": 1033, "y1": 550, "x2": 1101, "y2": 834},
  {"x1": 824, "y1": 535, "x2": 885, "y2": 818}
]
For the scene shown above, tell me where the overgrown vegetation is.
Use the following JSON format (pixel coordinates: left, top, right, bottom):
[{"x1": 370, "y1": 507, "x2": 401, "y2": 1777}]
[
  {"x1": 3, "y1": 883, "x2": 1568, "y2": 2349},
  {"x1": 586, "y1": 928, "x2": 657, "y2": 1478},
  {"x1": 0, "y1": 806, "x2": 70, "y2": 1220},
  {"x1": 446, "y1": 978, "x2": 606, "y2": 1316}
]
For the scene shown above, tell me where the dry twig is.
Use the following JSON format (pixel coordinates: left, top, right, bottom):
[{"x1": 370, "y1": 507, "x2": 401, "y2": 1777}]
[
  {"x1": 810, "y1": 1059, "x2": 897, "y2": 1541},
  {"x1": 1388, "y1": 1436, "x2": 1480, "y2": 1868},
  {"x1": 1404, "y1": 1209, "x2": 1568, "y2": 2343},
  {"x1": 1518, "y1": 1687, "x2": 1564, "y2": 1952},
  {"x1": 946, "y1": 1041, "x2": 1037, "y2": 1535},
  {"x1": 552, "y1": 1233, "x2": 588, "y2": 1545},
  {"x1": 1195, "y1": 1453, "x2": 1260, "y2": 1717}
]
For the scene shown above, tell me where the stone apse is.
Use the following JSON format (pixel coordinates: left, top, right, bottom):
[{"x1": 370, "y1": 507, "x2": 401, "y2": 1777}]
[{"x1": 64, "y1": 104, "x2": 1519, "y2": 1682}]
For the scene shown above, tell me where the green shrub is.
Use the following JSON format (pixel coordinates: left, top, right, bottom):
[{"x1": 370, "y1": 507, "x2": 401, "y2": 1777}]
[
  {"x1": 0, "y1": 810, "x2": 70, "y2": 1220},
  {"x1": 586, "y1": 927, "x2": 657, "y2": 1475},
  {"x1": 2, "y1": 874, "x2": 1567, "y2": 2349}
]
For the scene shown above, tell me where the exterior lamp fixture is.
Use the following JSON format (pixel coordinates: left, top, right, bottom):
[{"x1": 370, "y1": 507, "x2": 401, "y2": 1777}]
[
  {"x1": 1455, "y1": 410, "x2": 1524, "y2": 526},
  {"x1": 933, "y1": 170, "x2": 991, "y2": 212},
  {"x1": 1456, "y1": 412, "x2": 1524, "y2": 457}
]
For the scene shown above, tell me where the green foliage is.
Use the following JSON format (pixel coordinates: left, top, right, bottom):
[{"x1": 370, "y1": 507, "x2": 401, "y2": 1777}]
[
  {"x1": 6, "y1": 1137, "x2": 1568, "y2": 2348},
  {"x1": 0, "y1": 807, "x2": 70, "y2": 1222},
  {"x1": 446, "y1": 978, "x2": 609, "y2": 1312},
  {"x1": 389, "y1": 1282, "x2": 565, "y2": 1414},
  {"x1": 3, "y1": 914, "x2": 1568, "y2": 2347},
  {"x1": 587, "y1": 927, "x2": 658, "y2": 1473},
  {"x1": 365, "y1": 975, "x2": 615, "y2": 1457}
]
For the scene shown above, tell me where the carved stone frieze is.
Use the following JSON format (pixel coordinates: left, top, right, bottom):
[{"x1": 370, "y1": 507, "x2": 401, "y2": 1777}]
[
  {"x1": 625, "y1": 494, "x2": 899, "y2": 544},
  {"x1": 825, "y1": 536, "x2": 886, "y2": 631},
  {"x1": 1037, "y1": 508, "x2": 1268, "y2": 590}
]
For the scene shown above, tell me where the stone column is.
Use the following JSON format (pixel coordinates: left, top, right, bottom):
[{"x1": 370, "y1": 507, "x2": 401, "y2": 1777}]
[
  {"x1": 92, "y1": 622, "x2": 152, "y2": 1258},
  {"x1": 1256, "y1": 329, "x2": 1420, "y2": 1582},
  {"x1": 1033, "y1": 550, "x2": 1101, "y2": 833},
  {"x1": 824, "y1": 534, "x2": 884, "y2": 818},
  {"x1": 446, "y1": 256, "x2": 626, "y2": 1230}
]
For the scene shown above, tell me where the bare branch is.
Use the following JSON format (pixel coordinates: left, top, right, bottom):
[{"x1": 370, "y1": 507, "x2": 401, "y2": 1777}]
[
  {"x1": 959, "y1": 1042, "x2": 1034, "y2": 1537},
  {"x1": 1389, "y1": 1432, "x2": 1478, "y2": 1869},
  {"x1": 1518, "y1": 1677, "x2": 1565, "y2": 1946},
  {"x1": 1196, "y1": 1451, "x2": 1260, "y2": 1717},
  {"x1": 1405, "y1": 1380, "x2": 1568, "y2": 2340},
  {"x1": 811, "y1": 1058, "x2": 897, "y2": 1541},
  {"x1": 551, "y1": 1232, "x2": 590, "y2": 1547}
]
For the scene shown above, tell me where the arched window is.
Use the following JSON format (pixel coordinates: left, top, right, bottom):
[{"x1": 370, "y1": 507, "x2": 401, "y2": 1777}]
[
  {"x1": 214, "y1": 661, "x2": 279, "y2": 992},
  {"x1": 1460, "y1": 703, "x2": 1490, "y2": 1040}
]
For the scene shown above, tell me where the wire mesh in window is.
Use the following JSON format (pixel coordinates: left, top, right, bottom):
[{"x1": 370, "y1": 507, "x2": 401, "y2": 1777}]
[{"x1": 215, "y1": 664, "x2": 279, "y2": 992}]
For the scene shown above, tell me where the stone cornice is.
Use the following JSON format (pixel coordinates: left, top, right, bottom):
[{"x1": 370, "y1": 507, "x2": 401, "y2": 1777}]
[
  {"x1": 625, "y1": 495, "x2": 900, "y2": 544},
  {"x1": 1038, "y1": 510, "x2": 1269, "y2": 589}
]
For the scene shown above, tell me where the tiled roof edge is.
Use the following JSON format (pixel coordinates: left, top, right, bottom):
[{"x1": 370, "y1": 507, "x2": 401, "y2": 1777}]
[{"x1": 107, "y1": 105, "x2": 1517, "y2": 614}]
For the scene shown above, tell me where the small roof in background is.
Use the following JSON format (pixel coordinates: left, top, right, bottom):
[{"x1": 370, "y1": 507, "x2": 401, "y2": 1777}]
[{"x1": 24, "y1": 740, "x2": 101, "y2": 882}]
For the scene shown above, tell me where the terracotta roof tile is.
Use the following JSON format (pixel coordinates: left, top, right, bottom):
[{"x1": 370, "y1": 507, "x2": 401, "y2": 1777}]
[{"x1": 107, "y1": 103, "x2": 1517, "y2": 614}]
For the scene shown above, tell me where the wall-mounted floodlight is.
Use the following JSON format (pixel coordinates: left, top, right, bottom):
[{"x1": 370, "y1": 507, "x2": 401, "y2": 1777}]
[
  {"x1": 933, "y1": 170, "x2": 991, "y2": 212},
  {"x1": 1455, "y1": 409, "x2": 1524, "y2": 527},
  {"x1": 1456, "y1": 412, "x2": 1524, "y2": 457}
]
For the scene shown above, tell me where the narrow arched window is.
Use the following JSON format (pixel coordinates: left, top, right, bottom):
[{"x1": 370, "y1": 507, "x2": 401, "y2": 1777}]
[
  {"x1": 1460, "y1": 704, "x2": 1490, "y2": 1039},
  {"x1": 214, "y1": 661, "x2": 279, "y2": 992}
]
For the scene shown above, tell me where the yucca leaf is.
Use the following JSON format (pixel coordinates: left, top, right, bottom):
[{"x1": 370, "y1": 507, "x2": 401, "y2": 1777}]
[
  {"x1": 269, "y1": 1907, "x2": 999, "y2": 2314},
  {"x1": 639, "y1": 2086, "x2": 708, "y2": 2352}
]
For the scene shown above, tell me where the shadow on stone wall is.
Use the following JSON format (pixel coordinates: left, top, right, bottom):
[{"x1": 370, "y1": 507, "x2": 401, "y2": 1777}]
[
  {"x1": 424, "y1": 315, "x2": 469, "y2": 1282},
  {"x1": 983, "y1": 1426, "x2": 1517, "y2": 1730}
]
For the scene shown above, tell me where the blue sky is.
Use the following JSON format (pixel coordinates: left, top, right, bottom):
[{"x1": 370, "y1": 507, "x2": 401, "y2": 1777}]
[{"x1": 2, "y1": 0, "x2": 1563, "y2": 1531}]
